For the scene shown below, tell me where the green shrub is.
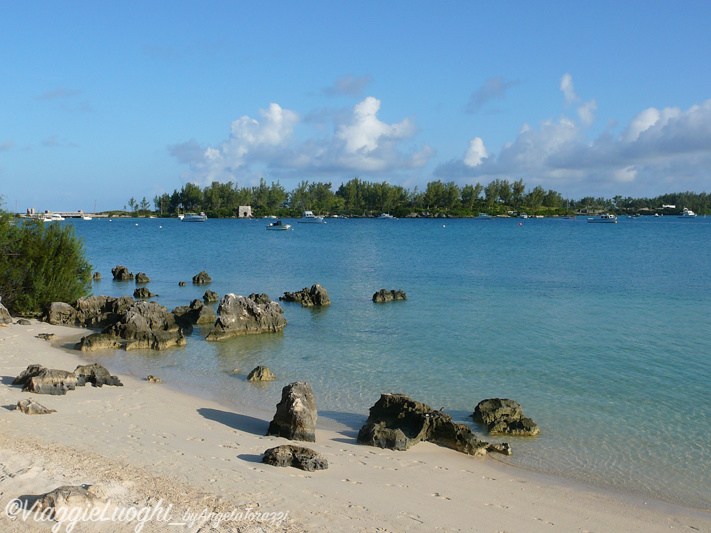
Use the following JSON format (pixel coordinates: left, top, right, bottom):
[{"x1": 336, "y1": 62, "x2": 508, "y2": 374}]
[{"x1": 0, "y1": 216, "x2": 92, "y2": 316}]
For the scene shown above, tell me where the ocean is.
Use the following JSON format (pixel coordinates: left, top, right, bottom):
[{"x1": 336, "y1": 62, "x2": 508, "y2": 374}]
[{"x1": 64, "y1": 215, "x2": 711, "y2": 509}]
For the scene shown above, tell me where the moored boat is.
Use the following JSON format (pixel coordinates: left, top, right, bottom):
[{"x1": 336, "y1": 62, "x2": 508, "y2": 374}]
[
  {"x1": 678, "y1": 207, "x2": 697, "y2": 218},
  {"x1": 587, "y1": 214, "x2": 618, "y2": 223},
  {"x1": 266, "y1": 220, "x2": 291, "y2": 231},
  {"x1": 182, "y1": 212, "x2": 207, "y2": 222},
  {"x1": 298, "y1": 210, "x2": 325, "y2": 223}
]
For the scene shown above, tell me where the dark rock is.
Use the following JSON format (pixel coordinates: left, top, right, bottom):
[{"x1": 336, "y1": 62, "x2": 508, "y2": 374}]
[
  {"x1": 22, "y1": 368, "x2": 78, "y2": 395},
  {"x1": 358, "y1": 393, "x2": 497, "y2": 456},
  {"x1": 12, "y1": 364, "x2": 47, "y2": 386},
  {"x1": 135, "y1": 272, "x2": 151, "y2": 283},
  {"x1": 206, "y1": 294, "x2": 286, "y2": 341},
  {"x1": 104, "y1": 300, "x2": 185, "y2": 350},
  {"x1": 74, "y1": 364, "x2": 123, "y2": 387},
  {"x1": 147, "y1": 375, "x2": 162, "y2": 383},
  {"x1": 15, "y1": 398, "x2": 56, "y2": 415},
  {"x1": 279, "y1": 284, "x2": 330, "y2": 307},
  {"x1": 192, "y1": 270, "x2": 212, "y2": 285},
  {"x1": 262, "y1": 445, "x2": 328, "y2": 471},
  {"x1": 267, "y1": 382, "x2": 318, "y2": 442},
  {"x1": 203, "y1": 289, "x2": 219, "y2": 303},
  {"x1": 92, "y1": 272, "x2": 101, "y2": 281},
  {"x1": 173, "y1": 299, "x2": 216, "y2": 326},
  {"x1": 248, "y1": 293, "x2": 272, "y2": 305},
  {"x1": 0, "y1": 299, "x2": 12, "y2": 324},
  {"x1": 35, "y1": 485, "x2": 99, "y2": 519},
  {"x1": 178, "y1": 281, "x2": 186, "y2": 286},
  {"x1": 74, "y1": 333, "x2": 122, "y2": 352},
  {"x1": 44, "y1": 302, "x2": 77, "y2": 325},
  {"x1": 133, "y1": 287, "x2": 158, "y2": 299},
  {"x1": 37, "y1": 333, "x2": 55, "y2": 341},
  {"x1": 16, "y1": 319, "x2": 31, "y2": 325},
  {"x1": 473, "y1": 398, "x2": 540, "y2": 436},
  {"x1": 75, "y1": 295, "x2": 135, "y2": 328},
  {"x1": 247, "y1": 365, "x2": 275, "y2": 382},
  {"x1": 372, "y1": 289, "x2": 407, "y2": 303},
  {"x1": 111, "y1": 265, "x2": 134, "y2": 281}
]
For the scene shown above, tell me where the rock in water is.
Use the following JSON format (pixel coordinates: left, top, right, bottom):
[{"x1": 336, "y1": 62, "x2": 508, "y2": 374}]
[
  {"x1": 111, "y1": 265, "x2": 134, "y2": 281},
  {"x1": 267, "y1": 382, "x2": 318, "y2": 442},
  {"x1": 192, "y1": 270, "x2": 212, "y2": 285},
  {"x1": 135, "y1": 272, "x2": 151, "y2": 283},
  {"x1": 172, "y1": 299, "x2": 217, "y2": 325},
  {"x1": 133, "y1": 287, "x2": 158, "y2": 299},
  {"x1": 262, "y1": 445, "x2": 328, "y2": 471},
  {"x1": 203, "y1": 289, "x2": 219, "y2": 303},
  {"x1": 92, "y1": 271, "x2": 102, "y2": 281},
  {"x1": 74, "y1": 333, "x2": 122, "y2": 352},
  {"x1": 15, "y1": 398, "x2": 56, "y2": 415},
  {"x1": 105, "y1": 300, "x2": 186, "y2": 350},
  {"x1": 279, "y1": 284, "x2": 330, "y2": 307},
  {"x1": 74, "y1": 364, "x2": 123, "y2": 387},
  {"x1": 247, "y1": 365, "x2": 275, "y2": 382},
  {"x1": 372, "y1": 289, "x2": 407, "y2": 303},
  {"x1": 473, "y1": 398, "x2": 540, "y2": 436},
  {"x1": 205, "y1": 294, "x2": 286, "y2": 341}
]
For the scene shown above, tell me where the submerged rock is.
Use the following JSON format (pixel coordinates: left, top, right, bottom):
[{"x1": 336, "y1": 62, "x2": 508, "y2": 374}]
[
  {"x1": 262, "y1": 445, "x2": 328, "y2": 471},
  {"x1": 205, "y1": 294, "x2": 286, "y2": 341},
  {"x1": 473, "y1": 398, "x2": 540, "y2": 436},
  {"x1": 279, "y1": 284, "x2": 330, "y2": 307},
  {"x1": 15, "y1": 398, "x2": 56, "y2": 415},
  {"x1": 247, "y1": 365, "x2": 275, "y2": 382},
  {"x1": 267, "y1": 382, "x2": 318, "y2": 442},
  {"x1": 372, "y1": 289, "x2": 407, "y2": 303}
]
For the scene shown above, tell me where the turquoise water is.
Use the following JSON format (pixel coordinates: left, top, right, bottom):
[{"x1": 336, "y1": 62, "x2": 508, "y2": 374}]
[{"x1": 67, "y1": 216, "x2": 711, "y2": 509}]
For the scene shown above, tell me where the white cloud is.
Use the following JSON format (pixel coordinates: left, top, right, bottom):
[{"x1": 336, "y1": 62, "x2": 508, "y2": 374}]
[
  {"x1": 577, "y1": 99, "x2": 597, "y2": 127},
  {"x1": 560, "y1": 73, "x2": 579, "y2": 104},
  {"x1": 463, "y1": 137, "x2": 487, "y2": 167}
]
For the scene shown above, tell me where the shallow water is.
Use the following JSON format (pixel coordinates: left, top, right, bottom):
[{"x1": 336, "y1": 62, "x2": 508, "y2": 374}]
[{"x1": 67, "y1": 215, "x2": 711, "y2": 509}]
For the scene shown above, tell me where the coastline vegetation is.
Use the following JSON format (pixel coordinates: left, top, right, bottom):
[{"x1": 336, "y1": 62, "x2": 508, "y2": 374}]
[{"x1": 128, "y1": 178, "x2": 710, "y2": 218}]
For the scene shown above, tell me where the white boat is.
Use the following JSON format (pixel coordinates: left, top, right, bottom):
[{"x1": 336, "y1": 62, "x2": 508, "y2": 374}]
[
  {"x1": 298, "y1": 210, "x2": 325, "y2": 223},
  {"x1": 476, "y1": 213, "x2": 493, "y2": 220},
  {"x1": 519, "y1": 213, "x2": 529, "y2": 219},
  {"x1": 182, "y1": 212, "x2": 207, "y2": 222},
  {"x1": 43, "y1": 213, "x2": 65, "y2": 221},
  {"x1": 678, "y1": 207, "x2": 697, "y2": 218},
  {"x1": 82, "y1": 216, "x2": 93, "y2": 220},
  {"x1": 379, "y1": 213, "x2": 396, "y2": 219},
  {"x1": 266, "y1": 220, "x2": 291, "y2": 231},
  {"x1": 587, "y1": 214, "x2": 618, "y2": 223}
]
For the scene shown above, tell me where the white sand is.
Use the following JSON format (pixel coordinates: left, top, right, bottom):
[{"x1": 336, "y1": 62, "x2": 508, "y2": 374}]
[{"x1": 0, "y1": 321, "x2": 709, "y2": 532}]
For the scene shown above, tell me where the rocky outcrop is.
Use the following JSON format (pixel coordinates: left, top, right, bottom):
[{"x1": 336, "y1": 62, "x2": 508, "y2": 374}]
[
  {"x1": 0, "y1": 298, "x2": 12, "y2": 325},
  {"x1": 104, "y1": 301, "x2": 186, "y2": 350},
  {"x1": 13, "y1": 365, "x2": 78, "y2": 395},
  {"x1": 16, "y1": 318, "x2": 31, "y2": 325},
  {"x1": 179, "y1": 281, "x2": 186, "y2": 287},
  {"x1": 15, "y1": 398, "x2": 56, "y2": 415},
  {"x1": 74, "y1": 364, "x2": 123, "y2": 387},
  {"x1": 45, "y1": 302, "x2": 77, "y2": 325},
  {"x1": 372, "y1": 289, "x2": 407, "y2": 303},
  {"x1": 358, "y1": 393, "x2": 509, "y2": 456},
  {"x1": 111, "y1": 265, "x2": 134, "y2": 281},
  {"x1": 75, "y1": 295, "x2": 135, "y2": 328},
  {"x1": 92, "y1": 272, "x2": 101, "y2": 281},
  {"x1": 473, "y1": 398, "x2": 540, "y2": 436},
  {"x1": 192, "y1": 270, "x2": 212, "y2": 285},
  {"x1": 203, "y1": 289, "x2": 219, "y2": 303},
  {"x1": 133, "y1": 287, "x2": 157, "y2": 299},
  {"x1": 147, "y1": 375, "x2": 162, "y2": 383},
  {"x1": 135, "y1": 272, "x2": 151, "y2": 283},
  {"x1": 74, "y1": 333, "x2": 121, "y2": 351},
  {"x1": 205, "y1": 294, "x2": 286, "y2": 341},
  {"x1": 279, "y1": 284, "x2": 330, "y2": 307},
  {"x1": 247, "y1": 365, "x2": 275, "y2": 382},
  {"x1": 262, "y1": 445, "x2": 328, "y2": 471},
  {"x1": 37, "y1": 333, "x2": 55, "y2": 341},
  {"x1": 172, "y1": 299, "x2": 217, "y2": 325},
  {"x1": 248, "y1": 293, "x2": 272, "y2": 305},
  {"x1": 267, "y1": 382, "x2": 317, "y2": 442}
]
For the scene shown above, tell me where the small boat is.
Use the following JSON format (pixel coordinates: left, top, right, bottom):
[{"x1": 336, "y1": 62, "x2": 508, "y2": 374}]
[
  {"x1": 298, "y1": 210, "x2": 325, "y2": 223},
  {"x1": 476, "y1": 213, "x2": 493, "y2": 220},
  {"x1": 182, "y1": 212, "x2": 207, "y2": 222},
  {"x1": 519, "y1": 213, "x2": 529, "y2": 219},
  {"x1": 43, "y1": 213, "x2": 65, "y2": 222},
  {"x1": 678, "y1": 207, "x2": 697, "y2": 218},
  {"x1": 266, "y1": 220, "x2": 291, "y2": 231},
  {"x1": 379, "y1": 213, "x2": 396, "y2": 219},
  {"x1": 82, "y1": 216, "x2": 93, "y2": 220},
  {"x1": 587, "y1": 214, "x2": 618, "y2": 223}
]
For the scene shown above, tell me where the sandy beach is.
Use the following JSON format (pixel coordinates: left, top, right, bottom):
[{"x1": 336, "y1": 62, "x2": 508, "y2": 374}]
[{"x1": 0, "y1": 320, "x2": 709, "y2": 533}]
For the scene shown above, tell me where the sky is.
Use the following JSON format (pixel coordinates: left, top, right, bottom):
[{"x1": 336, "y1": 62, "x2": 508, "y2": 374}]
[{"x1": 2, "y1": 1, "x2": 711, "y2": 212}]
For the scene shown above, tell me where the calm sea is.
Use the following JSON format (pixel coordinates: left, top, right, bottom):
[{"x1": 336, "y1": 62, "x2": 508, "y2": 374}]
[{"x1": 65, "y1": 215, "x2": 711, "y2": 509}]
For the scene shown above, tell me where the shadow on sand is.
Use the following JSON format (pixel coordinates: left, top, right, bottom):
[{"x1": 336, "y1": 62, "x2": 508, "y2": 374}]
[{"x1": 197, "y1": 407, "x2": 268, "y2": 436}]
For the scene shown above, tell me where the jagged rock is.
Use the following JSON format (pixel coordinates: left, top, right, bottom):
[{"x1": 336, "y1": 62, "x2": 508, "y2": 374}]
[
  {"x1": 262, "y1": 445, "x2": 328, "y2": 471},
  {"x1": 37, "y1": 333, "x2": 55, "y2": 341},
  {"x1": 15, "y1": 398, "x2": 56, "y2": 415},
  {"x1": 248, "y1": 293, "x2": 272, "y2": 305},
  {"x1": 192, "y1": 270, "x2": 212, "y2": 285},
  {"x1": 35, "y1": 485, "x2": 100, "y2": 519},
  {"x1": 173, "y1": 299, "x2": 216, "y2": 326},
  {"x1": 16, "y1": 319, "x2": 31, "y2": 325},
  {"x1": 473, "y1": 398, "x2": 539, "y2": 436},
  {"x1": 74, "y1": 364, "x2": 123, "y2": 387},
  {"x1": 133, "y1": 287, "x2": 157, "y2": 299},
  {"x1": 203, "y1": 289, "x2": 219, "y2": 303},
  {"x1": 17, "y1": 367, "x2": 78, "y2": 395},
  {"x1": 111, "y1": 265, "x2": 134, "y2": 281},
  {"x1": 248, "y1": 365, "x2": 275, "y2": 382},
  {"x1": 179, "y1": 281, "x2": 186, "y2": 286},
  {"x1": 92, "y1": 272, "x2": 101, "y2": 281},
  {"x1": 74, "y1": 295, "x2": 135, "y2": 328},
  {"x1": 267, "y1": 382, "x2": 317, "y2": 442},
  {"x1": 135, "y1": 272, "x2": 151, "y2": 283},
  {"x1": 74, "y1": 333, "x2": 122, "y2": 352},
  {"x1": 205, "y1": 294, "x2": 286, "y2": 341},
  {"x1": 105, "y1": 300, "x2": 185, "y2": 349},
  {"x1": 147, "y1": 375, "x2": 162, "y2": 383},
  {"x1": 358, "y1": 393, "x2": 501, "y2": 456},
  {"x1": 0, "y1": 298, "x2": 12, "y2": 324},
  {"x1": 279, "y1": 284, "x2": 330, "y2": 307},
  {"x1": 45, "y1": 302, "x2": 77, "y2": 325},
  {"x1": 372, "y1": 289, "x2": 407, "y2": 303}
]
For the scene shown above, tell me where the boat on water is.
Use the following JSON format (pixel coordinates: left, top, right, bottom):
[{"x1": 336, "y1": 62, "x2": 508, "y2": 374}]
[
  {"x1": 43, "y1": 213, "x2": 65, "y2": 222},
  {"x1": 379, "y1": 213, "x2": 396, "y2": 219},
  {"x1": 266, "y1": 220, "x2": 292, "y2": 231},
  {"x1": 82, "y1": 216, "x2": 93, "y2": 220},
  {"x1": 587, "y1": 214, "x2": 618, "y2": 223},
  {"x1": 476, "y1": 213, "x2": 493, "y2": 220},
  {"x1": 182, "y1": 212, "x2": 207, "y2": 222},
  {"x1": 298, "y1": 210, "x2": 325, "y2": 223},
  {"x1": 519, "y1": 213, "x2": 529, "y2": 219},
  {"x1": 678, "y1": 207, "x2": 697, "y2": 218}
]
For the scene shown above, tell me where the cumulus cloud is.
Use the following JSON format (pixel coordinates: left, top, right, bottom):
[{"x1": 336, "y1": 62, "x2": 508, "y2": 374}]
[
  {"x1": 463, "y1": 137, "x2": 487, "y2": 166},
  {"x1": 466, "y1": 77, "x2": 519, "y2": 113},
  {"x1": 171, "y1": 97, "x2": 433, "y2": 184},
  {"x1": 323, "y1": 74, "x2": 373, "y2": 97},
  {"x1": 560, "y1": 73, "x2": 579, "y2": 104}
]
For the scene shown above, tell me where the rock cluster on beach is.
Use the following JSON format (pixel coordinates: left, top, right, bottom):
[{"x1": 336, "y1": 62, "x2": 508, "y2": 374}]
[
  {"x1": 372, "y1": 289, "x2": 407, "y2": 303},
  {"x1": 473, "y1": 398, "x2": 540, "y2": 436},
  {"x1": 205, "y1": 293, "x2": 286, "y2": 341},
  {"x1": 267, "y1": 382, "x2": 318, "y2": 442},
  {"x1": 15, "y1": 398, "x2": 56, "y2": 415},
  {"x1": 358, "y1": 393, "x2": 510, "y2": 456},
  {"x1": 45, "y1": 295, "x2": 135, "y2": 328},
  {"x1": 13, "y1": 363, "x2": 122, "y2": 395},
  {"x1": 262, "y1": 445, "x2": 328, "y2": 471},
  {"x1": 280, "y1": 284, "x2": 330, "y2": 307}
]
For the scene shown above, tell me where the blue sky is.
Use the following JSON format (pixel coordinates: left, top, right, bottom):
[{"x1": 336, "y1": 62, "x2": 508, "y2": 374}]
[{"x1": 2, "y1": 1, "x2": 711, "y2": 212}]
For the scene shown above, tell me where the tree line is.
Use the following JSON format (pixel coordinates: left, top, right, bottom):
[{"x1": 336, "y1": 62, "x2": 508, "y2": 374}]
[{"x1": 121, "y1": 178, "x2": 710, "y2": 218}]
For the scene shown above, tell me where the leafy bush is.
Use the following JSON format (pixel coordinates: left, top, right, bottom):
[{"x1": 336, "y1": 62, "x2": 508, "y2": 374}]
[{"x1": 0, "y1": 214, "x2": 92, "y2": 316}]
